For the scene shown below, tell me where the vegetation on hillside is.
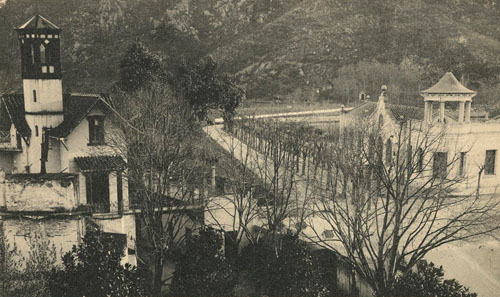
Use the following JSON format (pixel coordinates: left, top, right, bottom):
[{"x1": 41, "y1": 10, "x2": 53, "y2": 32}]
[{"x1": 0, "y1": 0, "x2": 499, "y2": 107}]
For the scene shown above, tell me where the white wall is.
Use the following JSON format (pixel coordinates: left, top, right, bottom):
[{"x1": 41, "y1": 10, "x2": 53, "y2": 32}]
[
  {"x1": 60, "y1": 106, "x2": 121, "y2": 173},
  {"x1": 22, "y1": 79, "x2": 63, "y2": 113},
  {"x1": 2, "y1": 218, "x2": 83, "y2": 265}
]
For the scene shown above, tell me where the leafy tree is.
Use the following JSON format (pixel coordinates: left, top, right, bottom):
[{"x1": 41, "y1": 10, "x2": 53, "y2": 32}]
[
  {"x1": 48, "y1": 227, "x2": 150, "y2": 297},
  {"x1": 332, "y1": 60, "x2": 423, "y2": 106},
  {"x1": 117, "y1": 42, "x2": 168, "y2": 93},
  {"x1": 169, "y1": 228, "x2": 236, "y2": 297},
  {"x1": 389, "y1": 261, "x2": 477, "y2": 297},
  {"x1": 239, "y1": 234, "x2": 329, "y2": 297},
  {"x1": 176, "y1": 56, "x2": 244, "y2": 124}
]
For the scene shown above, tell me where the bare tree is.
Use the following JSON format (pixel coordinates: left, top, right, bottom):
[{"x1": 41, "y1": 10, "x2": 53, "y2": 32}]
[
  {"x1": 113, "y1": 83, "x2": 208, "y2": 295},
  {"x1": 308, "y1": 119, "x2": 500, "y2": 296}
]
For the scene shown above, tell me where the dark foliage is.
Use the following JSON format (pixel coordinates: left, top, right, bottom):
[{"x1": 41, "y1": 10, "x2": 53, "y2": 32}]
[
  {"x1": 389, "y1": 261, "x2": 477, "y2": 297},
  {"x1": 48, "y1": 228, "x2": 150, "y2": 297},
  {"x1": 169, "y1": 227, "x2": 236, "y2": 297},
  {"x1": 239, "y1": 234, "x2": 330, "y2": 297},
  {"x1": 117, "y1": 42, "x2": 168, "y2": 93},
  {"x1": 175, "y1": 56, "x2": 243, "y2": 123}
]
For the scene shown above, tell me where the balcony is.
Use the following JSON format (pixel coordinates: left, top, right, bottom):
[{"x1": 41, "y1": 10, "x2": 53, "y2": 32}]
[{"x1": 0, "y1": 131, "x2": 21, "y2": 151}]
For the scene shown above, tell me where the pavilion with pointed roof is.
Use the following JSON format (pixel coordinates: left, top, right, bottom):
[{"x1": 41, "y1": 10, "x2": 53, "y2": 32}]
[{"x1": 420, "y1": 72, "x2": 476, "y2": 124}]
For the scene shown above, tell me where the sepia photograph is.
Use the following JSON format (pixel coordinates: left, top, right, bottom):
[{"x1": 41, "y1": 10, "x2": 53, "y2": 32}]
[{"x1": 0, "y1": 0, "x2": 500, "y2": 296}]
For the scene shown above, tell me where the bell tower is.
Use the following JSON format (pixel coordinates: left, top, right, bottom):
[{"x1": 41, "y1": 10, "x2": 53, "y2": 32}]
[
  {"x1": 16, "y1": 15, "x2": 63, "y2": 114},
  {"x1": 15, "y1": 16, "x2": 64, "y2": 173}
]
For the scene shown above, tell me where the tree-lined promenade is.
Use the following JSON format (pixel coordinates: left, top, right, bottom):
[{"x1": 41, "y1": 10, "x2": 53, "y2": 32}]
[{"x1": 206, "y1": 116, "x2": 500, "y2": 296}]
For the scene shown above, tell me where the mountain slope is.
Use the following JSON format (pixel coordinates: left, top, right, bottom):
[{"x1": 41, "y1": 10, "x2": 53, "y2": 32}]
[
  {"x1": 213, "y1": 0, "x2": 500, "y2": 101},
  {"x1": 0, "y1": 0, "x2": 498, "y2": 103}
]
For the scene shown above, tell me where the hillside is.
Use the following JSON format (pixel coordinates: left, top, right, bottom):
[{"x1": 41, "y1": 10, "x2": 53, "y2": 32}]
[
  {"x1": 0, "y1": 0, "x2": 499, "y2": 104},
  {"x1": 213, "y1": 0, "x2": 500, "y2": 102}
]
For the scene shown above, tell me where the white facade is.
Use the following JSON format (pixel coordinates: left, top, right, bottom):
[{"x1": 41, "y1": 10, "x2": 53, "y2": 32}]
[{"x1": 346, "y1": 73, "x2": 500, "y2": 197}]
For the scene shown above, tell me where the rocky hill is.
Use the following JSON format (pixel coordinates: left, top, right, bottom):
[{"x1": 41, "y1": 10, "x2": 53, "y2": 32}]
[{"x1": 0, "y1": 0, "x2": 499, "y2": 103}]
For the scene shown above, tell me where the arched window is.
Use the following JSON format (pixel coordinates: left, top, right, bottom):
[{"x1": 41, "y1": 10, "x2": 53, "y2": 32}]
[
  {"x1": 378, "y1": 114, "x2": 384, "y2": 129},
  {"x1": 385, "y1": 138, "x2": 392, "y2": 164},
  {"x1": 377, "y1": 136, "x2": 383, "y2": 165},
  {"x1": 33, "y1": 90, "x2": 37, "y2": 103}
]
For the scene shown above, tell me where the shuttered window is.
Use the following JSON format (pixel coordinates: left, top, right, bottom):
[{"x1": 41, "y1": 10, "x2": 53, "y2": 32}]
[
  {"x1": 433, "y1": 152, "x2": 447, "y2": 178},
  {"x1": 485, "y1": 150, "x2": 496, "y2": 175}
]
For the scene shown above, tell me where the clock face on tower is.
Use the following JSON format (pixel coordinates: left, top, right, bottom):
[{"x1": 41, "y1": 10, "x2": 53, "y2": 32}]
[{"x1": 16, "y1": 15, "x2": 62, "y2": 80}]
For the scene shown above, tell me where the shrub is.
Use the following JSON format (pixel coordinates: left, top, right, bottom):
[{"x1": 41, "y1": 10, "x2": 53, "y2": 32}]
[
  {"x1": 48, "y1": 228, "x2": 150, "y2": 297},
  {"x1": 0, "y1": 232, "x2": 57, "y2": 297},
  {"x1": 389, "y1": 261, "x2": 477, "y2": 297},
  {"x1": 239, "y1": 234, "x2": 330, "y2": 297},
  {"x1": 169, "y1": 228, "x2": 236, "y2": 297}
]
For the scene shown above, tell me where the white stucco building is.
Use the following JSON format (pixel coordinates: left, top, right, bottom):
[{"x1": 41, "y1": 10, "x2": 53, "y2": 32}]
[
  {"x1": 342, "y1": 72, "x2": 500, "y2": 196},
  {"x1": 0, "y1": 15, "x2": 136, "y2": 265}
]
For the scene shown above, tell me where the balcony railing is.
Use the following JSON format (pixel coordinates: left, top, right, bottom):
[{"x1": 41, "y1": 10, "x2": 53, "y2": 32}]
[
  {"x1": 0, "y1": 131, "x2": 10, "y2": 144},
  {"x1": 0, "y1": 131, "x2": 22, "y2": 151}
]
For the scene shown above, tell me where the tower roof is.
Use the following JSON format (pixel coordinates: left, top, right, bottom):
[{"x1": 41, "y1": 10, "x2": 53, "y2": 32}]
[
  {"x1": 421, "y1": 72, "x2": 476, "y2": 95},
  {"x1": 17, "y1": 15, "x2": 60, "y2": 31}
]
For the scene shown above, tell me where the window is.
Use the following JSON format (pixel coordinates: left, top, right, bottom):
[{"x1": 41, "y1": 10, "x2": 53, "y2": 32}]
[
  {"x1": 485, "y1": 150, "x2": 496, "y2": 175},
  {"x1": 323, "y1": 230, "x2": 334, "y2": 239},
  {"x1": 378, "y1": 114, "x2": 384, "y2": 129},
  {"x1": 35, "y1": 125, "x2": 39, "y2": 137},
  {"x1": 117, "y1": 172, "x2": 123, "y2": 214},
  {"x1": 86, "y1": 172, "x2": 110, "y2": 213},
  {"x1": 88, "y1": 116, "x2": 105, "y2": 145},
  {"x1": 40, "y1": 43, "x2": 46, "y2": 64},
  {"x1": 417, "y1": 148, "x2": 424, "y2": 172},
  {"x1": 30, "y1": 44, "x2": 35, "y2": 64},
  {"x1": 459, "y1": 152, "x2": 467, "y2": 177},
  {"x1": 377, "y1": 137, "x2": 383, "y2": 166},
  {"x1": 433, "y1": 152, "x2": 448, "y2": 178},
  {"x1": 33, "y1": 90, "x2": 37, "y2": 103},
  {"x1": 385, "y1": 139, "x2": 392, "y2": 164}
]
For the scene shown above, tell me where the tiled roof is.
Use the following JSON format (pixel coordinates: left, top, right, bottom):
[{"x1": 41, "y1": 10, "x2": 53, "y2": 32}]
[
  {"x1": 48, "y1": 93, "x2": 106, "y2": 138},
  {"x1": 421, "y1": 72, "x2": 476, "y2": 94},
  {"x1": 346, "y1": 101, "x2": 377, "y2": 117},
  {"x1": 74, "y1": 155, "x2": 126, "y2": 172},
  {"x1": 1, "y1": 94, "x2": 31, "y2": 142},
  {"x1": 17, "y1": 15, "x2": 60, "y2": 30},
  {"x1": 387, "y1": 104, "x2": 424, "y2": 121}
]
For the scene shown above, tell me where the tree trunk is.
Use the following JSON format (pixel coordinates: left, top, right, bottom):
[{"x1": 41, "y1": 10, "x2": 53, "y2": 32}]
[{"x1": 153, "y1": 253, "x2": 163, "y2": 295}]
